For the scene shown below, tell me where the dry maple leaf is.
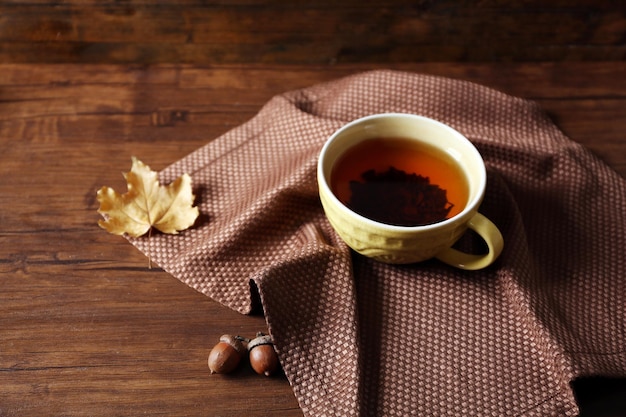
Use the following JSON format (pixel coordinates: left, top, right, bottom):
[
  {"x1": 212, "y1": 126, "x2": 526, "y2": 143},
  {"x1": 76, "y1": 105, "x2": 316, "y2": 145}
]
[{"x1": 97, "y1": 157, "x2": 199, "y2": 238}]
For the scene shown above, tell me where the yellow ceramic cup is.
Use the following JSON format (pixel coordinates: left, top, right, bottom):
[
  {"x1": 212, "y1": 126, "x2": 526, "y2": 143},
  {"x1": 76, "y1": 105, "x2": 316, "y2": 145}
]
[{"x1": 317, "y1": 113, "x2": 504, "y2": 270}]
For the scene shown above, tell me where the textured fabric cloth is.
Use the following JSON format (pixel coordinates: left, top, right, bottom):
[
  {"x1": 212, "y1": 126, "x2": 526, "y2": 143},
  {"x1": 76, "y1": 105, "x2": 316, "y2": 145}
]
[{"x1": 130, "y1": 70, "x2": 626, "y2": 416}]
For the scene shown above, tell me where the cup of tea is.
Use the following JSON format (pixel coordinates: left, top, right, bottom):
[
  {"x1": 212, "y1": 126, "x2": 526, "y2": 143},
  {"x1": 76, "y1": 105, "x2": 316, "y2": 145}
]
[{"x1": 317, "y1": 113, "x2": 504, "y2": 270}]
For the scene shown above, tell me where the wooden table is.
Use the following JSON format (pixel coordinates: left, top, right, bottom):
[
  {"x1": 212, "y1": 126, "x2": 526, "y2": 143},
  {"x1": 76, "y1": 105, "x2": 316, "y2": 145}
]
[
  {"x1": 1, "y1": 62, "x2": 625, "y2": 416},
  {"x1": 1, "y1": 1, "x2": 626, "y2": 414}
]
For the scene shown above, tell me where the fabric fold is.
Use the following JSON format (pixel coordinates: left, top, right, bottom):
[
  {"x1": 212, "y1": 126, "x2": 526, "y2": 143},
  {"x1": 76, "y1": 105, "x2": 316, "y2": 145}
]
[{"x1": 254, "y1": 223, "x2": 361, "y2": 416}]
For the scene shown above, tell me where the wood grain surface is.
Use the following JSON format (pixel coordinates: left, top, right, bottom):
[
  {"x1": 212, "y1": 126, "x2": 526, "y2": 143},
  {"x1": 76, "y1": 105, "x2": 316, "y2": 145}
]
[
  {"x1": 1, "y1": 2, "x2": 625, "y2": 416},
  {"x1": 0, "y1": 1, "x2": 625, "y2": 64}
]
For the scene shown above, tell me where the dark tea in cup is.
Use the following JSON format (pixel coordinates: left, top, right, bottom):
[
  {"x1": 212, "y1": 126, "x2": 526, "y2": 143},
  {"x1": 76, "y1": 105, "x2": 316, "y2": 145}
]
[{"x1": 330, "y1": 137, "x2": 470, "y2": 227}]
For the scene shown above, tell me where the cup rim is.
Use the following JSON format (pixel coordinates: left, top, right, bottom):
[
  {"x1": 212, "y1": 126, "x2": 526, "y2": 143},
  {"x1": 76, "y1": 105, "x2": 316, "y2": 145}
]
[{"x1": 317, "y1": 112, "x2": 487, "y2": 232}]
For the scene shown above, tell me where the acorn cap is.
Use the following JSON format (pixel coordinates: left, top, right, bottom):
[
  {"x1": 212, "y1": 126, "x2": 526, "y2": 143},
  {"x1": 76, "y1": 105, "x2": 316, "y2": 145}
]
[
  {"x1": 219, "y1": 334, "x2": 248, "y2": 355},
  {"x1": 247, "y1": 334, "x2": 273, "y2": 350}
]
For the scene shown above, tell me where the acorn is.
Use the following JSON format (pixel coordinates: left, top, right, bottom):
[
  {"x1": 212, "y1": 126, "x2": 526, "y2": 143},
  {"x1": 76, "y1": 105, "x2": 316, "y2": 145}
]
[
  {"x1": 248, "y1": 333, "x2": 279, "y2": 376},
  {"x1": 208, "y1": 334, "x2": 248, "y2": 374}
]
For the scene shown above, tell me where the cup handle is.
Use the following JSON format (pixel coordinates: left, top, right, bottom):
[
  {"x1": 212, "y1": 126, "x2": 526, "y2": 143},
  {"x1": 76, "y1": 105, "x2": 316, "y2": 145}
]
[{"x1": 435, "y1": 213, "x2": 504, "y2": 270}]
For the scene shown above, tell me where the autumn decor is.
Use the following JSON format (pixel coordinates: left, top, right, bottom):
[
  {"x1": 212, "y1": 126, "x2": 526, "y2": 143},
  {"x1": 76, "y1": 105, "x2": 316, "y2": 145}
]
[
  {"x1": 247, "y1": 333, "x2": 279, "y2": 376},
  {"x1": 207, "y1": 335, "x2": 249, "y2": 374},
  {"x1": 207, "y1": 333, "x2": 280, "y2": 376},
  {"x1": 96, "y1": 157, "x2": 199, "y2": 266}
]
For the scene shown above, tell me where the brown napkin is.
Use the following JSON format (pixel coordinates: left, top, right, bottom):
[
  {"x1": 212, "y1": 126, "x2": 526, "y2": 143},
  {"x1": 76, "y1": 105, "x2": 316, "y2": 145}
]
[{"x1": 131, "y1": 70, "x2": 626, "y2": 416}]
